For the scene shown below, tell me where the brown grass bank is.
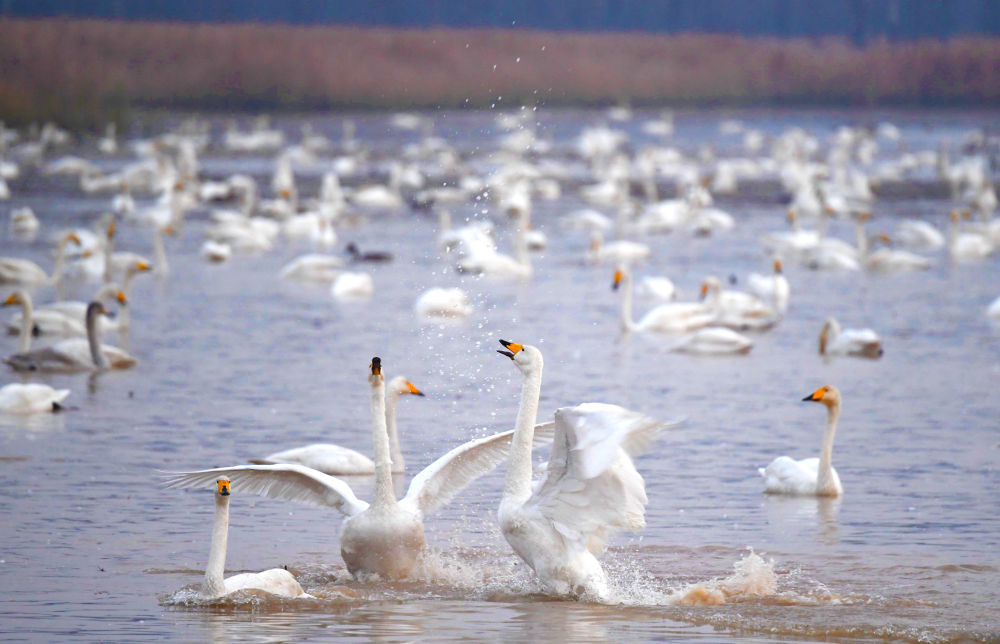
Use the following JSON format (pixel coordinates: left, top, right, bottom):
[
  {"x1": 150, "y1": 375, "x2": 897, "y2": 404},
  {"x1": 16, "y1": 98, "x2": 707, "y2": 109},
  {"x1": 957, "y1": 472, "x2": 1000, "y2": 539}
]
[{"x1": 1, "y1": 18, "x2": 999, "y2": 128}]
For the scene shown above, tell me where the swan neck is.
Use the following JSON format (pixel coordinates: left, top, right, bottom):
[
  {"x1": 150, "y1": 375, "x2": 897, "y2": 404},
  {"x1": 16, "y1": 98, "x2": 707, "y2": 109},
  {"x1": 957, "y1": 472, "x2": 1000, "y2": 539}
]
[
  {"x1": 438, "y1": 209, "x2": 451, "y2": 233},
  {"x1": 855, "y1": 220, "x2": 869, "y2": 256},
  {"x1": 202, "y1": 493, "x2": 229, "y2": 598},
  {"x1": 619, "y1": 271, "x2": 637, "y2": 332},
  {"x1": 16, "y1": 292, "x2": 32, "y2": 354},
  {"x1": 103, "y1": 231, "x2": 115, "y2": 283},
  {"x1": 514, "y1": 213, "x2": 530, "y2": 269},
  {"x1": 51, "y1": 236, "x2": 70, "y2": 286},
  {"x1": 385, "y1": 389, "x2": 405, "y2": 473},
  {"x1": 86, "y1": 307, "x2": 107, "y2": 369},
  {"x1": 503, "y1": 364, "x2": 542, "y2": 504},
  {"x1": 370, "y1": 377, "x2": 396, "y2": 508},
  {"x1": 153, "y1": 229, "x2": 168, "y2": 276},
  {"x1": 817, "y1": 401, "x2": 840, "y2": 493}
]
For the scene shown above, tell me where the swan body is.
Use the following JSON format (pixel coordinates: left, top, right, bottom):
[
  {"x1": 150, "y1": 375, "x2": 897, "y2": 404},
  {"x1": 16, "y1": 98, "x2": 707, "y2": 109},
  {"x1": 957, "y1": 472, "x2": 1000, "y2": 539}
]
[
  {"x1": 0, "y1": 232, "x2": 79, "y2": 286},
  {"x1": 200, "y1": 240, "x2": 232, "y2": 263},
  {"x1": 746, "y1": 260, "x2": 790, "y2": 314},
  {"x1": 331, "y1": 272, "x2": 374, "y2": 299},
  {"x1": 165, "y1": 358, "x2": 556, "y2": 580},
  {"x1": 897, "y1": 219, "x2": 945, "y2": 249},
  {"x1": 672, "y1": 327, "x2": 753, "y2": 354},
  {"x1": 819, "y1": 317, "x2": 882, "y2": 359},
  {"x1": 9, "y1": 207, "x2": 39, "y2": 237},
  {"x1": 495, "y1": 341, "x2": 656, "y2": 600},
  {"x1": 414, "y1": 287, "x2": 473, "y2": 318},
  {"x1": 280, "y1": 254, "x2": 343, "y2": 282},
  {"x1": 759, "y1": 385, "x2": 843, "y2": 497},
  {"x1": 688, "y1": 207, "x2": 735, "y2": 236},
  {"x1": 614, "y1": 266, "x2": 716, "y2": 333},
  {"x1": 588, "y1": 234, "x2": 651, "y2": 264},
  {"x1": 251, "y1": 376, "x2": 423, "y2": 475},
  {"x1": 865, "y1": 247, "x2": 932, "y2": 272},
  {"x1": 0, "y1": 383, "x2": 70, "y2": 414},
  {"x1": 700, "y1": 277, "x2": 778, "y2": 330},
  {"x1": 637, "y1": 276, "x2": 676, "y2": 301},
  {"x1": 5, "y1": 302, "x2": 136, "y2": 372},
  {"x1": 456, "y1": 211, "x2": 532, "y2": 279},
  {"x1": 437, "y1": 211, "x2": 497, "y2": 257},
  {"x1": 199, "y1": 478, "x2": 311, "y2": 599},
  {"x1": 5, "y1": 284, "x2": 125, "y2": 338},
  {"x1": 947, "y1": 211, "x2": 994, "y2": 262}
]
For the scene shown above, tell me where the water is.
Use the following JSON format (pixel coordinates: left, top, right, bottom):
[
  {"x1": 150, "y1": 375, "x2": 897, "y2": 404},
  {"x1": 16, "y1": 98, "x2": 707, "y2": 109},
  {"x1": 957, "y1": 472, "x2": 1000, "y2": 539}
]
[{"x1": 1, "y1": 108, "x2": 998, "y2": 642}]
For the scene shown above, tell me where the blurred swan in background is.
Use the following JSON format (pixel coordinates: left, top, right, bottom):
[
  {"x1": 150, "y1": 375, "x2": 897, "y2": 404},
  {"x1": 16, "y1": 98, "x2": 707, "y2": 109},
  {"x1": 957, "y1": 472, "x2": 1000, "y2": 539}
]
[
  {"x1": 747, "y1": 259, "x2": 790, "y2": 314},
  {"x1": 414, "y1": 287, "x2": 473, "y2": 318},
  {"x1": 613, "y1": 265, "x2": 716, "y2": 333},
  {"x1": 759, "y1": 385, "x2": 844, "y2": 496},
  {"x1": 5, "y1": 302, "x2": 136, "y2": 372},
  {"x1": 0, "y1": 231, "x2": 79, "y2": 288},
  {"x1": 819, "y1": 317, "x2": 882, "y2": 359},
  {"x1": 0, "y1": 383, "x2": 70, "y2": 414}
]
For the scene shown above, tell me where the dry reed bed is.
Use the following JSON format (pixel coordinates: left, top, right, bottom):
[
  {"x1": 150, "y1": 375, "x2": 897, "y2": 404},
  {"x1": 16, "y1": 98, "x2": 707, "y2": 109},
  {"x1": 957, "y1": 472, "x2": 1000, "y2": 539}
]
[{"x1": 1, "y1": 18, "x2": 999, "y2": 127}]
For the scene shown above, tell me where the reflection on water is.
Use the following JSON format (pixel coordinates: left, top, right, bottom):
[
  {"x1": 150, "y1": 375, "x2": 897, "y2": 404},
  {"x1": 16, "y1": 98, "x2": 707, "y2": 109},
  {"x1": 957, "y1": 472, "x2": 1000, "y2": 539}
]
[{"x1": 0, "y1": 107, "x2": 998, "y2": 642}]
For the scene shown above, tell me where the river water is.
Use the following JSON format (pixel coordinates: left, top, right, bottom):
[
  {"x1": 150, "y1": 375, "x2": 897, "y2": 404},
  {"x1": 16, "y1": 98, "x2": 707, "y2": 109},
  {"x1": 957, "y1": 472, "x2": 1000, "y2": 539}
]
[{"x1": 0, "y1": 108, "x2": 998, "y2": 642}]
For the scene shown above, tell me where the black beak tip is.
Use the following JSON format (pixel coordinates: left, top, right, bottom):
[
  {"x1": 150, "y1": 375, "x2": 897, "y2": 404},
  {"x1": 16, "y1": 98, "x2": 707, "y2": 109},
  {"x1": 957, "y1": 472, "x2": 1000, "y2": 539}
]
[
  {"x1": 497, "y1": 350, "x2": 514, "y2": 359},
  {"x1": 498, "y1": 339, "x2": 511, "y2": 348},
  {"x1": 801, "y1": 395, "x2": 813, "y2": 402},
  {"x1": 220, "y1": 489, "x2": 230, "y2": 496},
  {"x1": 612, "y1": 282, "x2": 620, "y2": 291},
  {"x1": 416, "y1": 391, "x2": 426, "y2": 397}
]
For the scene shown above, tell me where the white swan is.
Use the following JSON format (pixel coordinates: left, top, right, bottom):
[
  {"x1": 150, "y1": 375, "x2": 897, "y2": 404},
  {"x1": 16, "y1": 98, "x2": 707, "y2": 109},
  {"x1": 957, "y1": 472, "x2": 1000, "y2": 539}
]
[
  {"x1": 759, "y1": 385, "x2": 844, "y2": 496},
  {"x1": 198, "y1": 478, "x2": 311, "y2": 599},
  {"x1": 279, "y1": 254, "x2": 343, "y2": 282},
  {"x1": 0, "y1": 383, "x2": 70, "y2": 414},
  {"x1": 672, "y1": 327, "x2": 753, "y2": 355},
  {"x1": 947, "y1": 210, "x2": 993, "y2": 262},
  {"x1": 700, "y1": 277, "x2": 779, "y2": 330},
  {"x1": 5, "y1": 302, "x2": 137, "y2": 372},
  {"x1": 414, "y1": 287, "x2": 473, "y2": 318},
  {"x1": 587, "y1": 232, "x2": 650, "y2": 264},
  {"x1": 897, "y1": 219, "x2": 945, "y2": 250},
  {"x1": 613, "y1": 265, "x2": 716, "y2": 333},
  {"x1": 636, "y1": 275, "x2": 677, "y2": 301},
  {"x1": 250, "y1": 375, "x2": 424, "y2": 475},
  {"x1": 864, "y1": 235, "x2": 932, "y2": 272},
  {"x1": 5, "y1": 285, "x2": 125, "y2": 337},
  {"x1": 495, "y1": 340, "x2": 657, "y2": 600},
  {"x1": 747, "y1": 259, "x2": 790, "y2": 315},
  {"x1": 456, "y1": 210, "x2": 532, "y2": 279},
  {"x1": 0, "y1": 231, "x2": 79, "y2": 286},
  {"x1": 200, "y1": 240, "x2": 232, "y2": 263},
  {"x1": 9, "y1": 207, "x2": 39, "y2": 237},
  {"x1": 164, "y1": 358, "x2": 556, "y2": 580},
  {"x1": 331, "y1": 272, "x2": 374, "y2": 299},
  {"x1": 819, "y1": 317, "x2": 882, "y2": 359}
]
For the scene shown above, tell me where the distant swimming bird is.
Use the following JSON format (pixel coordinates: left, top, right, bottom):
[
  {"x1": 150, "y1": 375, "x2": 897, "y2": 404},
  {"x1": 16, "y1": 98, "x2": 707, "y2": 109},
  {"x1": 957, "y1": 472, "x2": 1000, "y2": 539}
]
[
  {"x1": 819, "y1": 317, "x2": 882, "y2": 359},
  {"x1": 346, "y1": 242, "x2": 393, "y2": 263}
]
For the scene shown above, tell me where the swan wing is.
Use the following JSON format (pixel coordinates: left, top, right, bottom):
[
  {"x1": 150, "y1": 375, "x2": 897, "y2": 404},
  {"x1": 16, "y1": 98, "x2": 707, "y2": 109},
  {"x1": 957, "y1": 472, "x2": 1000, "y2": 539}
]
[
  {"x1": 161, "y1": 464, "x2": 369, "y2": 517},
  {"x1": 529, "y1": 404, "x2": 654, "y2": 553},
  {"x1": 402, "y1": 422, "x2": 556, "y2": 516}
]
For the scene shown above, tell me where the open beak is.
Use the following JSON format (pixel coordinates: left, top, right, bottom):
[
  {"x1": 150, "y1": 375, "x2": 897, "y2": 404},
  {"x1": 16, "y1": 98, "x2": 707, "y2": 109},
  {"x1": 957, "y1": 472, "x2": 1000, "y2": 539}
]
[{"x1": 497, "y1": 338, "x2": 522, "y2": 360}]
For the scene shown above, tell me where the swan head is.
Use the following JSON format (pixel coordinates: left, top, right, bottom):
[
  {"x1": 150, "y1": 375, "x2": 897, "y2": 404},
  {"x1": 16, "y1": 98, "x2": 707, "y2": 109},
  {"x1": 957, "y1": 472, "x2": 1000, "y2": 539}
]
[
  {"x1": 3, "y1": 291, "x2": 27, "y2": 307},
  {"x1": 803, "y1": 385, "x2": 841, "y2": 408},
  {"x1": 612, "y1": 266, "x2": 628, "y2": 291},
  {"x1": 388, "y1": 375, "x2": 424, "y2": 397},
  {"x1": 216, "y1": 478, "x2": 231, "y2": 497},
  {"x1": 699, "y1": 277, "x2": 721, "y2": 300},
  {"x1": 369, "y1": 357, "x2": 384, "y2": 385},
  {"x1": 497, "y1": 339, "x2": 542, "y2": 374},
  {"x1": 86, "y1": 301, "x2": 111, "y2": 319}
]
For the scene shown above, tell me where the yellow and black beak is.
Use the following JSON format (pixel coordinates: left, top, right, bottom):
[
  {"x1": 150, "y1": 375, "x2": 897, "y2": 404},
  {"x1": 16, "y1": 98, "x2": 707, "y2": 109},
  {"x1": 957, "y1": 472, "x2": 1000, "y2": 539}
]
[
  {"x1": 406, "y1": 381, "x2": 424, "y2": 397},
  {"x1": 370, "y1": 357, "x2": 382, "y2": 376},
  {"x1": 137, "y1": 261, "x2": 151, "y2": 272},
  {"x1": 3, "y1": 293, "x2": 19, "y2": 307},
  {"x1": 497, "y1": 339, "x2": 523, "y2": 360},
  {"x1": 802, "y1": 387, "x2": 826, "y2": 402},
  {"x1": 612, "y1": 269, "x2": 623, "y2": 291},
  {"x1": 217, "y1": 480, "x2": 230, "y2": 496},
  {"x1": 116, "y1": 291, "x2": 128, "y2": 306}
]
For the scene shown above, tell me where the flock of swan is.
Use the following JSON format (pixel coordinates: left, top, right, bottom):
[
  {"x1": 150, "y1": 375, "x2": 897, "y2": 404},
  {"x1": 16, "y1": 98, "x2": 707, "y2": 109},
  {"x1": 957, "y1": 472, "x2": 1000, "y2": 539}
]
[{"x1": 1, "y1": 109, "x2": 998, "y2": 603}]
